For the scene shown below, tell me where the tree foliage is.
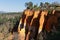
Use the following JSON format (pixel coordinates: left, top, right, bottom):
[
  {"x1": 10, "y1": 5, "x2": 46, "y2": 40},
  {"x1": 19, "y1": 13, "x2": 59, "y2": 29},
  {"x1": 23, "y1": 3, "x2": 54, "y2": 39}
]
[
  {"x1": 25, "y1": 1, "x2": 60, "y2": 10},
  {"x1": 25, "y1": 2, "x2": 33, "y2": 9}
]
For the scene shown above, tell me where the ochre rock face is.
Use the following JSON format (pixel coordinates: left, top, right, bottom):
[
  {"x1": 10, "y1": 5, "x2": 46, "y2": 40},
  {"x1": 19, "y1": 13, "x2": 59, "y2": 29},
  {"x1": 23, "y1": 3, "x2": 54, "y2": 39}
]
[
  {"x1": 18, "y1": 28, "x2": 25, "y2": 40},
  {"x1": 17, "y1": 9, "x2": 59, "y2": 40},
  {"x1": 26, "y1": 10, "x2": 41, "y2": 40},
  {"x1": 38, "y1": 10, "x2": 48, "y2": 33},
  {"x1": 18, "y1": 9, "x2": 34, "y2": 40},
  {"x1": 24, "y1": 9, "x2": 34, "y2": 26},
  {"x1": 30, "y1": 10, "x2": 40, "y2": 25},
  {"x1": 33, "y1": 10, "x2": 40, "y2": 18},
  {"x1": 45, "y1": 11, "x2": 58, "y2": 32}
]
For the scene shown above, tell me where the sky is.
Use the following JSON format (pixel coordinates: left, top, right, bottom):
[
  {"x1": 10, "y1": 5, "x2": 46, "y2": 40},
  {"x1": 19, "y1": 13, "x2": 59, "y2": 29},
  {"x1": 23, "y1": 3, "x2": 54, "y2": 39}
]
[{"x1": 0, "y1": 0, "x2": 60, "y2": 12}]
